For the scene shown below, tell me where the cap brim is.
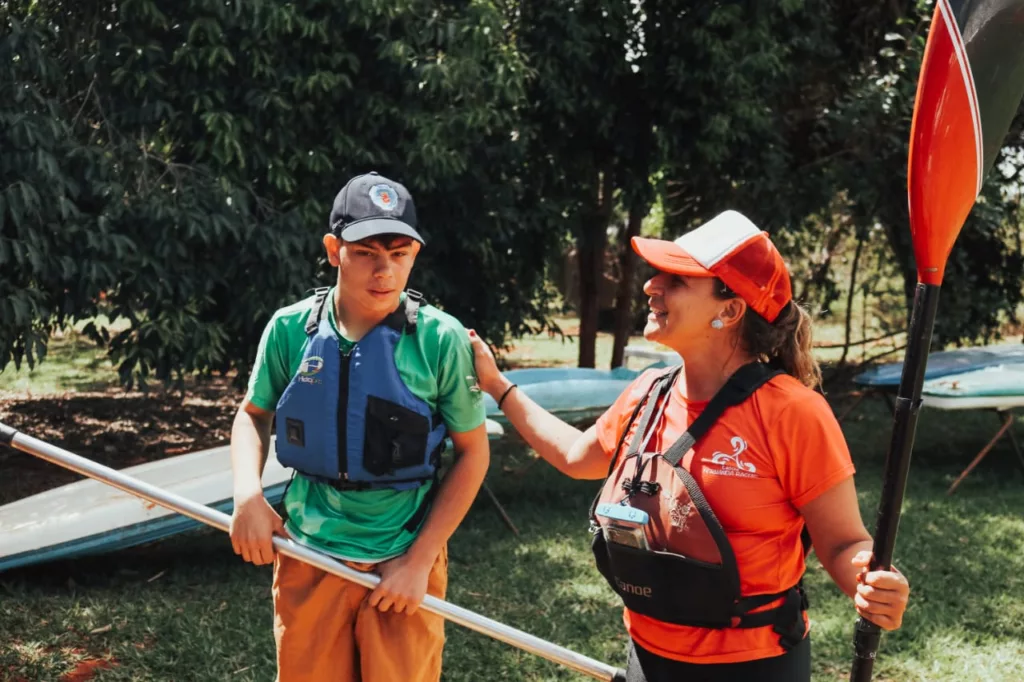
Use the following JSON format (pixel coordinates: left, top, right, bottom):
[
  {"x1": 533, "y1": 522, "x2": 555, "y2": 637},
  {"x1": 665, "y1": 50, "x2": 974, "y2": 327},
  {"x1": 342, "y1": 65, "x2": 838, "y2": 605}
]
[
  {"x1": 631, "y1": 237, "x2": 712, "y2": 277},
  {"x1": 340, "y1": 218, "x2": 425, "y2": 245}
]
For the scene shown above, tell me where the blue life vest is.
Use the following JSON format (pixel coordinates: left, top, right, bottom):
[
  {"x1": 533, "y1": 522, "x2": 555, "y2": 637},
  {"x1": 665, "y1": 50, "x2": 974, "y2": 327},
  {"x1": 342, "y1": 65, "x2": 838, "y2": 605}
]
[{"x1": 275, "y1": 288, "x2": 447, "y2": 491}]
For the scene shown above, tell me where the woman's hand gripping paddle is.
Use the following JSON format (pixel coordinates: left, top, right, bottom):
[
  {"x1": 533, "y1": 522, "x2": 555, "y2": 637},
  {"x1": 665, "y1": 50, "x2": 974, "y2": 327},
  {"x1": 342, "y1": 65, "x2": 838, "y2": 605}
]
[{"x1": 851, "y1": 2, "x2": 1024, "y2": 680}]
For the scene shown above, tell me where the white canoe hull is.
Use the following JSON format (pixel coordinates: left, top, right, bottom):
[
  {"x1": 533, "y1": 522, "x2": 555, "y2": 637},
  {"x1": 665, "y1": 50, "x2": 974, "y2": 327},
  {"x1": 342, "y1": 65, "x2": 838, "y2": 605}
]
[
  {"x1": 0, "y1": 420, "x2": 505, "y2": 572},
  {"x1": 0, "y1": 442, "x2": 289, "y2": 572}
]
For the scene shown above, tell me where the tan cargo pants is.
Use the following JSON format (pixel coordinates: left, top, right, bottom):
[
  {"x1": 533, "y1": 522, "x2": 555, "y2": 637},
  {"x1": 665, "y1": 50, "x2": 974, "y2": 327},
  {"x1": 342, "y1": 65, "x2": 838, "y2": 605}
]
[{"x1": 272, "y1": 546, "x2": 447, "y2": 682}]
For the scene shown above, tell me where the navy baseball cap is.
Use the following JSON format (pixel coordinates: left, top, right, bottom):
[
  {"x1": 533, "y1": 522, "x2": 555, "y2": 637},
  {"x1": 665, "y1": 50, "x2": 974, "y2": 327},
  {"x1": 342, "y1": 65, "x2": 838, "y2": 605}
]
[{"x1": 328, "y1": 171, "x2": 424, "y2": 244}]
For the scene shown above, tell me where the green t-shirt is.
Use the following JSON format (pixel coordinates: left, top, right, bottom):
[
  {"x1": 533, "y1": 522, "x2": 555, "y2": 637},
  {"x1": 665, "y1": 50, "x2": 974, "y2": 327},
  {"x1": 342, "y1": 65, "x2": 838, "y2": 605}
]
[{"x1": 245, "y1": 288, "x2": 485, "y2": 562}]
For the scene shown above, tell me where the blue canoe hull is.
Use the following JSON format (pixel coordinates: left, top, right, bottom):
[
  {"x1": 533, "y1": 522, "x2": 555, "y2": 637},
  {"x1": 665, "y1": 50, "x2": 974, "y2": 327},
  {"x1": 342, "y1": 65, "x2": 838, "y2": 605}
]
[
  {"x1": 484, "y1": 367, "x2": 646, "y2": 423},
  {"x1": 854, "y1": 343, "x2": 1024, "y2": 388}
]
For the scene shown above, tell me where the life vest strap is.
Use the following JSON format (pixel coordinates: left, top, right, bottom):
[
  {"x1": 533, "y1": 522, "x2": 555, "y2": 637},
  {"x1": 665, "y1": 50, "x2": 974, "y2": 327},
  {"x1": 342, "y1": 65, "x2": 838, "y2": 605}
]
[
  {"x1": 662, "y1": 362, "x2": 783, "y2": 468},
  {"x1": 304, "y1": 287, "x2": 422, "y2": 337},
  {"x1": 380, "y1": 291, "x2": 421, "y2": 333},
  {"x1": 305, "y1": 287, "x2": 332, "y2": 336},
  {"x1": 730, "y1": 583, "x2": 809, "y2": 650}
]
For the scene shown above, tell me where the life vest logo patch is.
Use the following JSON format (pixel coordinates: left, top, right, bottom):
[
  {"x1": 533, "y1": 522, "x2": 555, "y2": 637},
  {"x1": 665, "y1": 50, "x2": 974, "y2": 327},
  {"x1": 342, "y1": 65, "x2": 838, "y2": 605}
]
[
  {"x1": 667, "y1": 498, "x2": 694, "y2": 531},
  {"x1": 299, "y1": 356, "x2": 324, "y2": 376},
  {"x1": 298, "y1": 356, "x2": 325, "y2": 384},
  {"x1": 614, "y1": 577, "x2": 653, "y2": 598},
  {"x1": 369, "y1": 184, "x2": 399, "y2": 211}
]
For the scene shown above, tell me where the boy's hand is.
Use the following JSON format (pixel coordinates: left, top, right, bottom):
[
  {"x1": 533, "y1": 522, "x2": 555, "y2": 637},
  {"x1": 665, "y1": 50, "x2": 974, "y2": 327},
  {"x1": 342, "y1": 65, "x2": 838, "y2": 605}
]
[
  {"x1": 229, "y1": 493, "x2": 285, "y2": 566},
  {"x1": 368, "y1": 550, "x2": 436, "y2": 615}
]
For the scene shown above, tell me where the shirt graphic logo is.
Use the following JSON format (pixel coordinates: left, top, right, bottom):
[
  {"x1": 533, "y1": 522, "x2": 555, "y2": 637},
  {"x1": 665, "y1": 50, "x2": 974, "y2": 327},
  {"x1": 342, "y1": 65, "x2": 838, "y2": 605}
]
[{"x1": 703, "y1": 436, "x2": 757, "y2": 477}]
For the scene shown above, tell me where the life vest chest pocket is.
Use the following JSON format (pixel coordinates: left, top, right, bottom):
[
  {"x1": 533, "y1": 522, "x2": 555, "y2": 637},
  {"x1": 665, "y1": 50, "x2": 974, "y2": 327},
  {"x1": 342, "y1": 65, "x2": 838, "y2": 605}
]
[
  {"x1": 592, "y1": 530, "x2": 739, "y2": 628},
  {"x1": 364, "y1": 395, "x2": 430, "y2": 476},
  {"x1": 285, "y1": 418, "x2": 305, "y2": 447}
]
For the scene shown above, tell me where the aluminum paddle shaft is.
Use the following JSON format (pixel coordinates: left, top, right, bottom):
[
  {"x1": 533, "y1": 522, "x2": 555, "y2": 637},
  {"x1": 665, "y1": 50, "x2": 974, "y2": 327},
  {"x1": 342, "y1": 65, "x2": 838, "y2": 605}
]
[{"x1": 0, "y1": 423, "x2": 625, "y2": 682}]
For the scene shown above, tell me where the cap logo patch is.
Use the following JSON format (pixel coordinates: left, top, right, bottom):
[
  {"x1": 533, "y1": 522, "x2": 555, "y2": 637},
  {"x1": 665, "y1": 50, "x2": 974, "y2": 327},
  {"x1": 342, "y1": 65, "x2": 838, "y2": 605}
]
[{"x1": 369, "y1": 184, "x2": 399, "y2": 211}]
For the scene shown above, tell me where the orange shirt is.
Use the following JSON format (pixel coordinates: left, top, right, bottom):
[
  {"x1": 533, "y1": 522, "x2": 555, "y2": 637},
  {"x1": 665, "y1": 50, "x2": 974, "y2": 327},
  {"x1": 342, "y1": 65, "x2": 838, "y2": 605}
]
[{"x1": 595, "y1": 367, "x2": 855, "y2": 664}]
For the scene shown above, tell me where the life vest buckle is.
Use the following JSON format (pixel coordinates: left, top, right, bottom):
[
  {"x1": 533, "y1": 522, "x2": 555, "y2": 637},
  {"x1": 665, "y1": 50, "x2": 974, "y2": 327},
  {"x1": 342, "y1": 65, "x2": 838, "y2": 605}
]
[
  {"x1": 771, "y1": 586, "x2": 808, "y2": 651},
  {"x1": 620, "y1": 477, "x2": 660, "y2": 496},
  {"x1": 773, "y1": 619, "x2": 805, "y2": 652}
]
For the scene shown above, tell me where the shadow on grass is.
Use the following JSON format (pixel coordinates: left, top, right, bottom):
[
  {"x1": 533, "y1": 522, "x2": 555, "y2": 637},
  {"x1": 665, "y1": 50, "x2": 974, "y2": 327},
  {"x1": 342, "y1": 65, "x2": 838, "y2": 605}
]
[
  {"x1": 801, "y1": 397, "x2": 1024, "y2": 681},
  {"x1": 442, "y1": 437, "x2": 632, "y2": 680},
  {"x1": 804, "y1": 479, "x2": 1024, "y2": 681},
  {"x1": 0, "y1": 530, "x2": 248, "y2": 591}
]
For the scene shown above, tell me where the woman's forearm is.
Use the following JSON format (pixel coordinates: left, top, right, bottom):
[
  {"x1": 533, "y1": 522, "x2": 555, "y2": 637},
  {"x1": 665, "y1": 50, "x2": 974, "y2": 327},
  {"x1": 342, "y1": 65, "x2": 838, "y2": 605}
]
[
  {"x1": 820, "y1": 538, "x2": 874, "y2": 598},
  {"x1": 487, "y1": 378, "x2": 593, "y2": 478}
]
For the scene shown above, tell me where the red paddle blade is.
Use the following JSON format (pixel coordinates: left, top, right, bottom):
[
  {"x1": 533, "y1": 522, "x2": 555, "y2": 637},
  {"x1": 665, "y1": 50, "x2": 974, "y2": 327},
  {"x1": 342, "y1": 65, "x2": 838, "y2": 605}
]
[{"x1": 907, "y1": 0, "x2": 1024, "y2": 285}]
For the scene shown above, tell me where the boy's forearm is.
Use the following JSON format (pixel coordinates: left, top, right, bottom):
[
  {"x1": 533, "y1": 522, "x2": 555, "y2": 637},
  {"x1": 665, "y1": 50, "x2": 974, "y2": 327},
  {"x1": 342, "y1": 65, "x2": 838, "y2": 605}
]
[
  {"x1": 405, "y1": 443, "x2": 489, "y2": 564},
  {"x1": 231, "y1": 407, "x2": 273, "y2": 501}
]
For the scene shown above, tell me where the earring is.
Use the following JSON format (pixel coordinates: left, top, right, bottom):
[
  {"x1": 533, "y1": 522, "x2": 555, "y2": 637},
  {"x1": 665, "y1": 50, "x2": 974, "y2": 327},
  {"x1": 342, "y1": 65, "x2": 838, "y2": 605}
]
[{"x1": 711, "y1": 319, "x2": 724, "y2": 330}]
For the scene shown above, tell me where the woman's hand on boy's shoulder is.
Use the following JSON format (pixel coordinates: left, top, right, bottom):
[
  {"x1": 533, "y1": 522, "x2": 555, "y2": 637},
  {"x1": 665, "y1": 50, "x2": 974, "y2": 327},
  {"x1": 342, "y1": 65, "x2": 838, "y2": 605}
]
[{"x1": 467, "y1": 330, "x2": 507, "y2": 399}]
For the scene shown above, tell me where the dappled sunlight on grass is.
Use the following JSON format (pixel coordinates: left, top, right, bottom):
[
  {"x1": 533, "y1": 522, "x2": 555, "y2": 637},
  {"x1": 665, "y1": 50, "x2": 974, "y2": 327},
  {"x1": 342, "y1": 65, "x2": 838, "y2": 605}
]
[
  {"x1": 0, "y1": 534, "x2": 274, "y2": 681},
  {"x1": 0, "y1": 332, "x2": 118, "y2": 396},
  {"x1": 895, "y1": 636, "x2": 1024, "y2": 682}
]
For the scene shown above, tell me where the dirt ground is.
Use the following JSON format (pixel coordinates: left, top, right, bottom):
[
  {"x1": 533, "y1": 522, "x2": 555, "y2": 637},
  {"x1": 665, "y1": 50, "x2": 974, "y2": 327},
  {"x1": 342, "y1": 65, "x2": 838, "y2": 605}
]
[{"x1": 0, "y1": 379, "x2": 244, "y2": 506}]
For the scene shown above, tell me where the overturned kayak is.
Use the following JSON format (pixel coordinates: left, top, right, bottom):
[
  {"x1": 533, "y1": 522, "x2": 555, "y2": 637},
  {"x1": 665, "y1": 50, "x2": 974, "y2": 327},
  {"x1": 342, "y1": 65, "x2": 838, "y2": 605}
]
[
  {"x1": 921, "y1": 364, "x2": 1024, "y2": 410},
  {"x1": 854, "y1": 343, "x2": 1024, "y2": 388},
  {"x1": 0, "y1": 420, "x2": 505, "y2": 573}
]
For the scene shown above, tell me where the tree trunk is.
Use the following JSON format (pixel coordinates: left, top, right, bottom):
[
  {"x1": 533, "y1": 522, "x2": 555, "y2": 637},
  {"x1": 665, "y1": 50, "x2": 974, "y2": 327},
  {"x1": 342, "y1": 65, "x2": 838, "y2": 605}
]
[
  {"x1": 577, "y1": 170, "x2": 614, "y2": 368},
  {"x1": 795, "y1": 212, "x2": 848, "y2": 306},
  {"x1": 878, "y1": 211, "x2": 917, "y2": 319},
  {"x1": 837, "y1": 231, "x2": 866, "y2": 368},
  {"x1": 610, "y1": 201, "x2": 645, "y2": 368}
]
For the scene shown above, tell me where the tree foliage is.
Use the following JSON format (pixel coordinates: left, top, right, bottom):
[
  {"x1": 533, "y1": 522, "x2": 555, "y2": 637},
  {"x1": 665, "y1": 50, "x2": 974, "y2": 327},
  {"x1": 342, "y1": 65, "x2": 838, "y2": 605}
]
[
  {"x1": 1, "y1": 0, "x2": 553, "y2": 386},
  {"x1": 2, "y1": 0, "x2": 1021, "y2": 385},
  {"x1": 659, "y1": 0, "x2": 1023, "y2": 347}
]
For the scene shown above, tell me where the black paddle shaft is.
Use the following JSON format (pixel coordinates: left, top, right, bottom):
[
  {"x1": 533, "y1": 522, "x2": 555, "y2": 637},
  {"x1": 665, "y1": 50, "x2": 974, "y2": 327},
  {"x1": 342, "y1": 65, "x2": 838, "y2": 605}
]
[{"x1": 850, "y1": 282, "x2": 940, "y2": 682}]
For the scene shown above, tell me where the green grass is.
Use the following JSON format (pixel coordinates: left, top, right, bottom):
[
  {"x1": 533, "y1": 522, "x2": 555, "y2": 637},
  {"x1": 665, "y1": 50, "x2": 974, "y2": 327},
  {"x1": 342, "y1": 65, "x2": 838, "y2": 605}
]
[
  {"x1": 0, "y1": 327, "x2": 119, "y2": 396},
  {"x1": 2, "y1": 325, "x2": 1024, "y2": 680},
  {"x1": 501, "y1": 317, "x2": 663, "y2": 371}
]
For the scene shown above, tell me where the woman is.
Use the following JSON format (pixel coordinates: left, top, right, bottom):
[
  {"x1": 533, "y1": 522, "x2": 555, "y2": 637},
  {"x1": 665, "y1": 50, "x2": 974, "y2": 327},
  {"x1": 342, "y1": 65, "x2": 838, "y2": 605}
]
[{"x1": 468, "y1": 210, "x2": 909, "y2": 682}]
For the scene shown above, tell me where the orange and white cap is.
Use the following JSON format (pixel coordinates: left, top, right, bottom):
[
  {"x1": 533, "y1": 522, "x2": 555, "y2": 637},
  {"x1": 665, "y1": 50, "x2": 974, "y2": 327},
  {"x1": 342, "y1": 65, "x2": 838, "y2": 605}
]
[{"x1": 631, "y1": 210, "x2": 792, "y2": 323}]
